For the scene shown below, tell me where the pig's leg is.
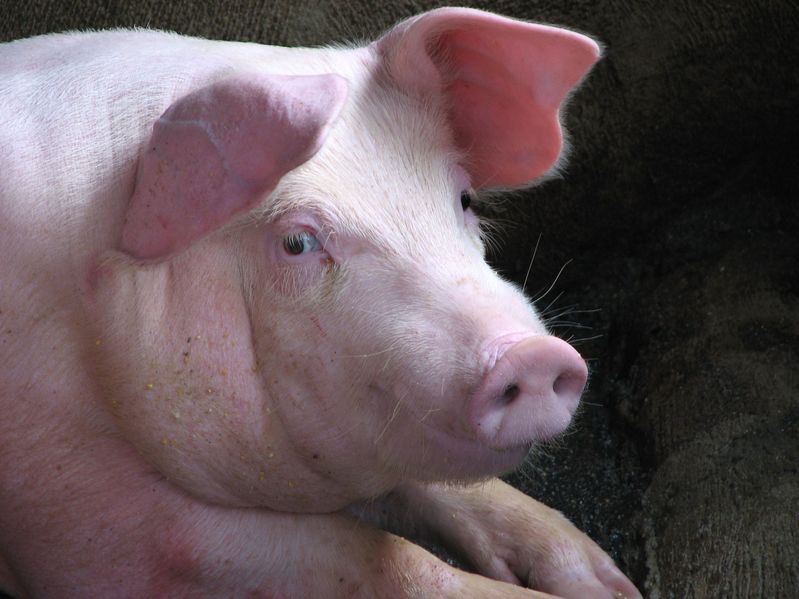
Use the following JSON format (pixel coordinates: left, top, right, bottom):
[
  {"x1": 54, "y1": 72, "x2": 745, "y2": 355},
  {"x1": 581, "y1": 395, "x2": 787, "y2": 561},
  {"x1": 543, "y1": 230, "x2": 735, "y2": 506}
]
[
  {"x1": 158, "y1": 506, "x2": 565, "y2": 599},
  {"x1": 0, "y1": 435, "x2": 557, "y2": 599},
  {"x1": 353, "y1": 479, "x2": 642, "y2": 599}
]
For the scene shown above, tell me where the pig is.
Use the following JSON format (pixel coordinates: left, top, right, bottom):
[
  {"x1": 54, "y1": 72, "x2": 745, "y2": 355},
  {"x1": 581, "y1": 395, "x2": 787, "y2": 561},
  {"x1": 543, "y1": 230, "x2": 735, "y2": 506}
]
[{"x1": 0, "y1": 7, "x2": 642, "y2": 598}]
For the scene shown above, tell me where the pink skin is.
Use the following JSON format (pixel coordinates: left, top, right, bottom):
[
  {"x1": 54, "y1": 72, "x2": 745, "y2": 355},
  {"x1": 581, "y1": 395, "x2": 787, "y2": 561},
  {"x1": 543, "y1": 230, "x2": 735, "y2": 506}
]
[
  {"x1": 121, "y1": 73, "x2": 349, "y2": 259},
  {"x1": 0, "y1": 7, "x2": 641, "y2": 599},
  {"x1": 374, "y1": 7, "x2": 601, "y2": 187},
  {"x1": 470, "y1": 336, "x2": 589, "y2": 448}
]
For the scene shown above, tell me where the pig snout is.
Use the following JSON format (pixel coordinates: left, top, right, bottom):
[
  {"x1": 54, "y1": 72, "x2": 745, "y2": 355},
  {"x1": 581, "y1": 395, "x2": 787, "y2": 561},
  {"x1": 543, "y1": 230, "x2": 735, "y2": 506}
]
[{"x1": 468, "y1": 336, "x2": 588, "y2": 449}]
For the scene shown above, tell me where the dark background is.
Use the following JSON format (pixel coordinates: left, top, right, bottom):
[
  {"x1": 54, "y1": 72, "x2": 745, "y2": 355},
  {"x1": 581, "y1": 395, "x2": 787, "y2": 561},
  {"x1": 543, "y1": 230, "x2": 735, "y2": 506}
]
[{"x1": 3, "y1": 1, "x2": 798, "y2": 597}]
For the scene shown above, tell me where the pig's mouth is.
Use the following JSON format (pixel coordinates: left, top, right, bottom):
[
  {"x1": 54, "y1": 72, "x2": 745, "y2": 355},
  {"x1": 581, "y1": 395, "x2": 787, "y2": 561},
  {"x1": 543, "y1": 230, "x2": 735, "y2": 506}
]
[
  {"x1": 370, "y1": 335, "x2": 586, "y2": 478},
  {"x1": 437, "y1": 336, "x2": 586, "y2": 472},
  {"x1": 415, "y1": 420, "x2": 535, "y2": 477},
  {"x1": 370, "y1": 383, "x2": 533, "y2": 478}
]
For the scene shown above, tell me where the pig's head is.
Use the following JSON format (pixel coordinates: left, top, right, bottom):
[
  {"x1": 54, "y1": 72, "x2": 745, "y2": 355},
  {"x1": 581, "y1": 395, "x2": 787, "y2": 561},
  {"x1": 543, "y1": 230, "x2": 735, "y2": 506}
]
[{"x1": 93, "y1": 8, "x2": 599, "y2": 510}]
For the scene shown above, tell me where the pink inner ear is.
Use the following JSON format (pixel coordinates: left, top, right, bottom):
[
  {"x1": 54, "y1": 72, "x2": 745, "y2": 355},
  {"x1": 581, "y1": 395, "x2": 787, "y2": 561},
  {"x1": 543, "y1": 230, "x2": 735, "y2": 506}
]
[
  {"x1": 375, "y1": 8, "x2": 600, "y2": 188},
  {"x1": 121, "y1": 73, "x2": 348, "y2": 259}
]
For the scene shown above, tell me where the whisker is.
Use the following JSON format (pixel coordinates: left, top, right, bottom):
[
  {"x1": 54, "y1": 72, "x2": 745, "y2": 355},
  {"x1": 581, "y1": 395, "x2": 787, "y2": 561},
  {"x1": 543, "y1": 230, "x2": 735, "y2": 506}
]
[
  {"x1": 540, "y1": 305, "x2": 601, "y2": 319},
  {"x1": 379, "y1": 352, "x2": 394, "y2": 375},
  {"x1": 538, "y1": 290, "x2": 565, "y2": 318},
  {"x1": 522, "y1": 233, "x2": 542, "y2": 293},
  {"x1": 538, "y1": 302, "x2": 579, "y2": 318},
  {"x1": 375, "y1": 391, "x2": 407, "y2": 445},
  {"x1": 566, "y1": 334, "x2": 604, "y2": 344},
  {"x1": 532, "y1": 260, "x2": 572, "y2": 303},
  {"x1": 477, "y1": 216, "x2": 511, "y2": 256},
  {"x1": 418, "y1": 407, "x2": 441, "y2": 423},
  {"x1": 546, "y1": 321, "x2": 593, "y2": 329}
]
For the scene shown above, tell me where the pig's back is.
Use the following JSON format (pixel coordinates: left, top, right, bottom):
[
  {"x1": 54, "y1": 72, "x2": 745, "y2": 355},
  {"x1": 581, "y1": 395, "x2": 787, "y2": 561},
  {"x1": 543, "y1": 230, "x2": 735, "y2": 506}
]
[
  {"x1": 0, "y1": 31, "x2": 267, "y2": 239},
  {"x1": 0, "y1": 30, "x2": 350, "y2": 260}
]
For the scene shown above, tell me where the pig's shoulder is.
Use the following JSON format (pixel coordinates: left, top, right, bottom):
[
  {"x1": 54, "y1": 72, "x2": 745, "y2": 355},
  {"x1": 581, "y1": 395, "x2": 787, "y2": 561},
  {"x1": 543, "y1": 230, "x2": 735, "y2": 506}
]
[
  {"x1": 1, "y1": 29, "x2": 194, "y2": 75},
  {"x1": 0, "y1": 29, "x2": 367, "y2": 133},
  {"x1": 0, "y1": 28, "x2": 358, "y2": 81}
]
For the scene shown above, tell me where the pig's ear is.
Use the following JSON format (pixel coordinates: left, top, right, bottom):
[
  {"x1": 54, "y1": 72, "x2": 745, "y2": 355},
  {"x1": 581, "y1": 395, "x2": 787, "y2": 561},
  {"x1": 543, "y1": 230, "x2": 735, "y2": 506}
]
[
  {"x1": 372, "y1": 7, "x2": 600, "y2": 188},
  {"x1": 121, "y1": 73, "x2": 348, "y2": 259}
]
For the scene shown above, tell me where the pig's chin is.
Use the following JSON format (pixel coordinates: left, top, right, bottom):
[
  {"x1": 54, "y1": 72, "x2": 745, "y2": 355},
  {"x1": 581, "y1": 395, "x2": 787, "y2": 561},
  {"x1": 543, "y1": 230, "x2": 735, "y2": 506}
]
[
  {"x1": 396, "y1": 397, "x2": 575, "y2": 479},
  {"x1": 413, "y1": 424, "x2": 535, "y2": 479}
]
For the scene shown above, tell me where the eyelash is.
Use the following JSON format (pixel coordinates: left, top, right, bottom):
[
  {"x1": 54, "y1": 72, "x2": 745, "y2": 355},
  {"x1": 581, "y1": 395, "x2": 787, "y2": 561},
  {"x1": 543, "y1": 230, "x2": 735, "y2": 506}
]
[{"x1": 282, "y1": 231, "x2": 323, "y2": 256}]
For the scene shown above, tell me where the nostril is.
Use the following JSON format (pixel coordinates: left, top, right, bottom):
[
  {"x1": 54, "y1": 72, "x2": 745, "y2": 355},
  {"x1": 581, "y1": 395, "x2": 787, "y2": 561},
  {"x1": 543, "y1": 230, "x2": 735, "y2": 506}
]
[
  {"x1": 499, "y1": 384, "x2": 520, "y2": 405},
  {"x1": 553, "y1": 371, "x2": 586, "y2": 400}
]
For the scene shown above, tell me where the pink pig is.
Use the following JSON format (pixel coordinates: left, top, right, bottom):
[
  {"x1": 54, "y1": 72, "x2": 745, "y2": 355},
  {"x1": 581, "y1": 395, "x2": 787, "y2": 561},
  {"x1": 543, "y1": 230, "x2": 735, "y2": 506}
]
[{"x1": 0, "y1": 7, "x2": 641, "y2": 598}]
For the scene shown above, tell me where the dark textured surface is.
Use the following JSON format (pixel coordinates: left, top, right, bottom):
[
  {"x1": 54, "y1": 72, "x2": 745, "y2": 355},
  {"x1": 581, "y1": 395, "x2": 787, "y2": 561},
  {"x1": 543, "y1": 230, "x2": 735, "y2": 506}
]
[{"x1": 3, "y1": 1, "x2": 798, "y2": 598}]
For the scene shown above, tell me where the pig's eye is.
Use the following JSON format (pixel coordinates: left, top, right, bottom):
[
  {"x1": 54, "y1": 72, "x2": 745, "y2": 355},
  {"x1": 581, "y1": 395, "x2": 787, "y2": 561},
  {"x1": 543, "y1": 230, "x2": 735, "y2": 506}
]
[
  {"x1": 282, "y1": 231, "x2": 322, "y2": 255},
  {"x1": 460, "y1": 190, "x2": 472, "y2": 211}
]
